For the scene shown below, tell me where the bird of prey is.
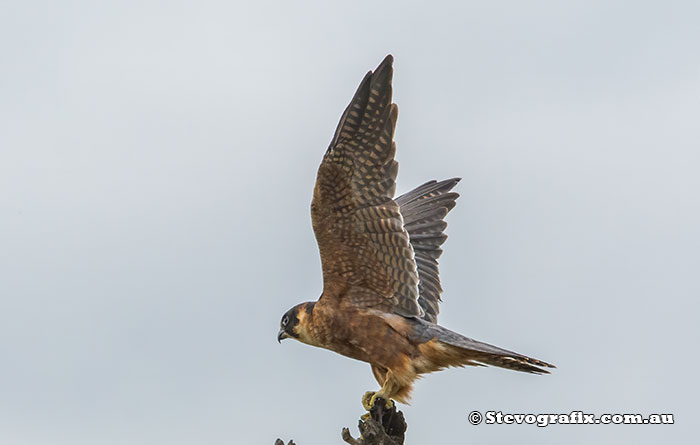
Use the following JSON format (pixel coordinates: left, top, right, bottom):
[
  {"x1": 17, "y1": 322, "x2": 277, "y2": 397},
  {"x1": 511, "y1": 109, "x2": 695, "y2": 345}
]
[{"x1": 278, "y1": 55, "x2": 554, "y2": 409}]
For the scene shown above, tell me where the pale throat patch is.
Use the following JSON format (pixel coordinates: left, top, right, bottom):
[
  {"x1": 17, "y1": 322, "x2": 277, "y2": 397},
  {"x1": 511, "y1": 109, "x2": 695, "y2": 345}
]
[{"x1": 292, "y1": 306, "x2": 316, "y2": 345}]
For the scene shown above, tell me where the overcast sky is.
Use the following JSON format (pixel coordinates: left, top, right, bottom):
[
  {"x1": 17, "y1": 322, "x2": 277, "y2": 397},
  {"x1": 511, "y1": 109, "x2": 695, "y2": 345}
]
[{"x1": 1, "y1": 1, "x2": 698, "y2": 444}]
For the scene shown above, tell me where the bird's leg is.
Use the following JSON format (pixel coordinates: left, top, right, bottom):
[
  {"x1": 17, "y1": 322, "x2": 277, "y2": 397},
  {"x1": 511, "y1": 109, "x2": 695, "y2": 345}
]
[
  {"x1": 362, "y1": 371, "x2": 398, "y2": 411},
  {"x1": 361, "y1": 391, "x2": 377, "y2": 412}
]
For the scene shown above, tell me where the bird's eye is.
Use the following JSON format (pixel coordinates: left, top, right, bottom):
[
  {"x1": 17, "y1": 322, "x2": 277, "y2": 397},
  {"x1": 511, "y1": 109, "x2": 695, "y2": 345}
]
[{"x1": 282, "y1": 315, "x2": 289, "y2": 327}]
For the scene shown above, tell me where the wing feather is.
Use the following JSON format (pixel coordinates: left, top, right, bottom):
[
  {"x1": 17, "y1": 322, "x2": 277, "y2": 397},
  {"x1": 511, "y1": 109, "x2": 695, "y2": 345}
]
[
  {"x1": 396, "y1": 178, "x2": 460, "y2": 322},
  {"x1": 312, "y1": 55, "x2": 423, "y2": 317}
]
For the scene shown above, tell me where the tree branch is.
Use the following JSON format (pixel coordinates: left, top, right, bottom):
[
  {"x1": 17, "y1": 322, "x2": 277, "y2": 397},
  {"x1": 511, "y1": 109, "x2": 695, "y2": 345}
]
[{"x1": 276, "y1": 397, "x2": 406, "y2": 445}]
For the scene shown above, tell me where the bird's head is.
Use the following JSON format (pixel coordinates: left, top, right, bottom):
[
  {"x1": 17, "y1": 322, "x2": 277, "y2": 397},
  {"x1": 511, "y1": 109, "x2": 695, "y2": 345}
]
[{"x1": 277, "y1": 302, "x2": 315, "y2": 345}]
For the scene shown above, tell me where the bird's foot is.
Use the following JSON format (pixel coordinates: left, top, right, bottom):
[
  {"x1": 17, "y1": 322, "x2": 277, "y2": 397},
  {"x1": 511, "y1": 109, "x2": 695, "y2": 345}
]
[
  {"x1": 361, "y1": 391, "x2": 394, "y2": 411},
  {"x1": 361, "y1": 391, "x2": 375, "y2": 411}
]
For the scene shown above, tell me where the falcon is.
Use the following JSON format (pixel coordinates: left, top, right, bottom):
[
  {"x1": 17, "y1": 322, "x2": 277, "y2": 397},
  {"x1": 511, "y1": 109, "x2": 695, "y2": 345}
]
[{"x1": 278, "y1": 55, "x2": 554, "y2": 409}]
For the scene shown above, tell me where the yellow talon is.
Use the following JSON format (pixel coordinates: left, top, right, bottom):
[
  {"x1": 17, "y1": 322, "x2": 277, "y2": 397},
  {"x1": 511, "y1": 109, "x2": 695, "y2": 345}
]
[
  {"x1": 362, "y1": 391, "x2": 376, "y2": 411},
  {"x1": 362, "y1": 391, "x2": 394, "y2": 411}
]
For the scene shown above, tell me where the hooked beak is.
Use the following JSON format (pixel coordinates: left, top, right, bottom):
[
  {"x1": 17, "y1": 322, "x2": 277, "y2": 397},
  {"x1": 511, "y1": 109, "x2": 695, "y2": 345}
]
[{"x1": 277, "y1": 329, "x2": 289, "y2": 343}]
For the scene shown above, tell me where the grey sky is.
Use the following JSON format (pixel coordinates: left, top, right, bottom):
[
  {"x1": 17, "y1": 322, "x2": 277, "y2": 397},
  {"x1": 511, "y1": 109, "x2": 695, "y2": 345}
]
[{"x1": 1, "y1": 1, "x2": 697, "y2": 444}]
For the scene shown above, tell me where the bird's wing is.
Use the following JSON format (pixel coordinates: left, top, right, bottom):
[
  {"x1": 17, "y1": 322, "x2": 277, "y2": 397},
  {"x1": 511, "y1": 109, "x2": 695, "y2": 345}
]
[
  {"x1": 311, "y1": 55, "x2": 423, "y2": 318},
  {"x1": 396, "y1": 178, "x2": 460, "y2": 323}
]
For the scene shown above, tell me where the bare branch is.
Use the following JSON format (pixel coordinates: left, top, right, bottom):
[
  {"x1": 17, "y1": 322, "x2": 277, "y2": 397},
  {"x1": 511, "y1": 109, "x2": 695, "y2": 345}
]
[{"x1": 277, "y1": 397, "x2": 406, "y2": 445}]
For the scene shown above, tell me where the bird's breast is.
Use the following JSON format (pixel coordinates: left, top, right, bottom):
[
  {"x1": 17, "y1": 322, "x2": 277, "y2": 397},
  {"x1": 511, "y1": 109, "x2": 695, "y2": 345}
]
[{"x1": 307, "y1": 304, "x2": 417, "y2": 369}]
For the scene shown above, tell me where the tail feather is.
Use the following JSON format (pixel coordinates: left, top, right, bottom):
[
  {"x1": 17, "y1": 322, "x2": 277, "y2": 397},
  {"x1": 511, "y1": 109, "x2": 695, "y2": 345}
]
[{"x1": 411, "y1": 319, "x2": 555, "y2": 374}]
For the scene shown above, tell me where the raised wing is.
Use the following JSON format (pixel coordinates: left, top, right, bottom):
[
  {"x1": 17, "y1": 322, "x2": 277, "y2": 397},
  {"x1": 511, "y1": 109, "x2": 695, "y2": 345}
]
[
  {"x1": 396, "y1": 178, "x2": 460, "y2": 323},
  {"x1": 311, "y1": 55, "x2": 423, "y2": 318}
]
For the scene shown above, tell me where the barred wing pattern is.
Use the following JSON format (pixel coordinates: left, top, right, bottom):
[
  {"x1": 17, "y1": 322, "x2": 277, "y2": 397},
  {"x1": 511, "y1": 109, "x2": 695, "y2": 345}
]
[
  {"x1": 311, "y1": 55, "x2": 423, "y2": 318},
  {"x1": 396, "y1": 178, "x2": 460, "y2": 323}
]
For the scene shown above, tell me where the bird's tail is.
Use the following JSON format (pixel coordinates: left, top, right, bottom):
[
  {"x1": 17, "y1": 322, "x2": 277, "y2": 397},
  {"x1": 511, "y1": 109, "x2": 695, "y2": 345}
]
[{"x1": 411, "y1": 320, "x2": 555, "y2": 374}]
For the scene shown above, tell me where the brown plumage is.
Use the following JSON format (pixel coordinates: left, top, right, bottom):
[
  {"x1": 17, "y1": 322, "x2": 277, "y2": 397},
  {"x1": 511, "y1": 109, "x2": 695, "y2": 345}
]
[{"x1": 278, "y1": 55, "x2": 554, "y2": 405}]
